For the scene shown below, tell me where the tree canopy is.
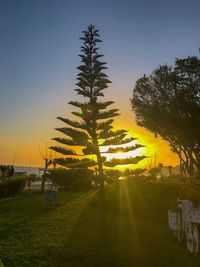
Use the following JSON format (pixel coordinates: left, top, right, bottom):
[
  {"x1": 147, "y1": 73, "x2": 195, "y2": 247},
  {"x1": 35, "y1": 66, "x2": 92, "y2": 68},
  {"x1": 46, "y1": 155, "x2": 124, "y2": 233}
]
[{"x1": 131, "y1": 56, "x2": 200, "y2": 177}]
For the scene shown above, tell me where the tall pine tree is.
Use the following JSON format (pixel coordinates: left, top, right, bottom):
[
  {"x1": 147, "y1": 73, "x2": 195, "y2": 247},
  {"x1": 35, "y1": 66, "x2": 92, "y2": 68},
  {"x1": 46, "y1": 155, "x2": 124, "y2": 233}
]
[{"x1": 51, "y1": 25, "x2": 145, "y2": 191}]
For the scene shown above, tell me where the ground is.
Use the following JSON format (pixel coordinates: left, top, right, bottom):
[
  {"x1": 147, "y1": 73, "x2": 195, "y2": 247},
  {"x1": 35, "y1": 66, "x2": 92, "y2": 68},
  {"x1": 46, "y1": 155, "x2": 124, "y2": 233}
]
[{"x1": 0, "y1": 181, "x2": 200, "y2": 266}]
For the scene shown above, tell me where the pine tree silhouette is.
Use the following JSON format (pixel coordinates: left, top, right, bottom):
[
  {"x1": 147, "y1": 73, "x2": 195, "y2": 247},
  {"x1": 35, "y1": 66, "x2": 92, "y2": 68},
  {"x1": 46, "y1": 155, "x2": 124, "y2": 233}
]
[{"x1": 51, "y1": 25, "x2": 145, "y2": 191}]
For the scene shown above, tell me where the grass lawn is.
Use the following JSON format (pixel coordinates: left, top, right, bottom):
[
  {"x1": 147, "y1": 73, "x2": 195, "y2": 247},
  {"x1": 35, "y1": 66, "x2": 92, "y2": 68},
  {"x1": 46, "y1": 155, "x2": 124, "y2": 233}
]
[{"x1": 0, "y1": 181, "x2": 200, "y2": 266}]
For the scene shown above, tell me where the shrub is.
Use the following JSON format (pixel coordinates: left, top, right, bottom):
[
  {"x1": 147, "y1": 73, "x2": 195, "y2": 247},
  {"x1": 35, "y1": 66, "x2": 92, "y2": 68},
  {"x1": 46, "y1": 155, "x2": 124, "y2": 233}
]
[
  {"x1": 0, "y1": 176, "x2": 27, "y2": 199},
  {"x1": 47, "y1": 168, "x2": 93, "y2": 191},
  {"x1": 0, "y1": 165, "x2": 14, "y2": 181},
  {"x1": 104, "y1": 169, "x2": 121, "y2": 179}
]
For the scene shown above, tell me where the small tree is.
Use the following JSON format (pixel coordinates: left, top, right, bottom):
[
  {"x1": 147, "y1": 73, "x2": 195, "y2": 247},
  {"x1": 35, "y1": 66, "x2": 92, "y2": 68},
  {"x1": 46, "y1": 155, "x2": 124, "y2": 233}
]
[
  {"x1": 39, "y1": 143, "x2": 55, "y2": 192},
  {"x1": 51, "y1": 25, "x2": 145, "y2": 194}
]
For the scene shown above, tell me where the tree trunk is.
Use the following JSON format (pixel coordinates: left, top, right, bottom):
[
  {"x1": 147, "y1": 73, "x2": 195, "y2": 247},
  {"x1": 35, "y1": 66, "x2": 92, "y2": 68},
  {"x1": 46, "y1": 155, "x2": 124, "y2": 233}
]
[
  {"x1": 96, "y1": 151, "x2": 106, "y2": 225},
  {"x1": 96, "y1": 152, "x2": 104, "y2": 191},
  {"x1": 41, "y1": 160, "x2": 48, "y2": 193}
]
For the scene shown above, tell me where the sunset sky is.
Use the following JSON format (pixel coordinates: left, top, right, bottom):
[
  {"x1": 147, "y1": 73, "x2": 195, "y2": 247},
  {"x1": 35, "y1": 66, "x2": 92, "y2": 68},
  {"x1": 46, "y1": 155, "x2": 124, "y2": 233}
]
[{"x1": 1, "y1": 0, "x2": 200, "y2": 168}]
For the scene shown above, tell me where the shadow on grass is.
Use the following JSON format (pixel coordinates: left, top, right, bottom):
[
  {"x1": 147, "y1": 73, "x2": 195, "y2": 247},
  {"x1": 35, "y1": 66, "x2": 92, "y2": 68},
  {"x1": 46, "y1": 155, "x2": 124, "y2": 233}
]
[
  {"x1": 1, "y1": 182, "x2": 200, "y2": 267},
  {"x1": 50, "y1": 182, "x2": 200, "y2": 267},
  {"x1": 0, "y1": 190, "x2": 96, "y2": 267}
]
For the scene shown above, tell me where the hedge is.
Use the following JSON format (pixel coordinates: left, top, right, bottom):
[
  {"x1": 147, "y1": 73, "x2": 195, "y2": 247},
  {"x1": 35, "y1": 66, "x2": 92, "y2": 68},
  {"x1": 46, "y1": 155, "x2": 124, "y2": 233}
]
[
  {"x1": 0, "y1": 176, "x2": 27, "y2": 199},
  {"x1": 47, "y1": 168, "x2": 93, "y2": 191}
]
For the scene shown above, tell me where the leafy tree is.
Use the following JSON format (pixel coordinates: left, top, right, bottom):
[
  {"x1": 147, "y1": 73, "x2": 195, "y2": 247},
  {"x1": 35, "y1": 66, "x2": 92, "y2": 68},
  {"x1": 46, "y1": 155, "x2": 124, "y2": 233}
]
[
  {"x1": 51, "y1": 25, "x2": 145, "y2": 192},
  {"x1": 131, "y1": 56, "x2": 200, "y2": 177}
]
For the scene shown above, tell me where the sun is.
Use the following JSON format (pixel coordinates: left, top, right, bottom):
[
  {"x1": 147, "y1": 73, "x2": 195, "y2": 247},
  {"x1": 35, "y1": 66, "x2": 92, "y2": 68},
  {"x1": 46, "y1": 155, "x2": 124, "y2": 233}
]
[
  {"x1": 99, "y1": 131, "x2": 156, "y2": 169},
  {"x1": 100, "y1": 136, "x2": 146, "y2": 161},
  {"x1": 103, "y1": 146, "x2": 146, "y2": 161}
]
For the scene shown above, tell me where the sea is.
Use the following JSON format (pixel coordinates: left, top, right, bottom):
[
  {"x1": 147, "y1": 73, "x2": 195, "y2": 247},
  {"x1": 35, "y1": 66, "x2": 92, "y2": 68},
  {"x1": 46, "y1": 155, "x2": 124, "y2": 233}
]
[{"x1": 14, "y1": 166, "x2": 44, "y2": 177}]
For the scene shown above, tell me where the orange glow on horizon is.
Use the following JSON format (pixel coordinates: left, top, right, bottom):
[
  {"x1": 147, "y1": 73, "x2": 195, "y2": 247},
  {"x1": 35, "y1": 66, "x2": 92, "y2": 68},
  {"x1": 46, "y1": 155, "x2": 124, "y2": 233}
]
[{"x1": 0, "y1": 123, "x2": 180, "y2": 169}]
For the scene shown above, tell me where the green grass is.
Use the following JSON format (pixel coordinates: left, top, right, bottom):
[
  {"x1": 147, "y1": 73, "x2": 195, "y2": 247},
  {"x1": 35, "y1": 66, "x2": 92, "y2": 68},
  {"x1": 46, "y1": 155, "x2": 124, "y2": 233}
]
[{"x1": 0, "y1": 181, "x2": 200, "y2": 266}]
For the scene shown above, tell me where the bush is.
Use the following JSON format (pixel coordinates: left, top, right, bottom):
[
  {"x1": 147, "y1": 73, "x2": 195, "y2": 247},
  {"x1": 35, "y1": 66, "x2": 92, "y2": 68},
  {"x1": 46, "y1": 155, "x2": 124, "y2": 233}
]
[
  {"x1": 104, "y1": 169, "x2": 121, "y2": 179},
  {"x1": 0, "y1": 176, "x2": 27, "y2": 199},
  {"x1": 0, "y1": 165, "x2": 14, "y2": 181},
  {"x1": 47, "y1": 168, "x2": 93, "y2": 191}
]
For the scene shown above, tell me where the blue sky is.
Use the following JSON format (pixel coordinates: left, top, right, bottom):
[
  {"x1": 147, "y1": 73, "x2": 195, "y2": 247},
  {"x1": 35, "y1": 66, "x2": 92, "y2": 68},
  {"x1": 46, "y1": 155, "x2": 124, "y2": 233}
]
[{"x1": 0, "y1": 0, "x2": 200, "y2": 166}]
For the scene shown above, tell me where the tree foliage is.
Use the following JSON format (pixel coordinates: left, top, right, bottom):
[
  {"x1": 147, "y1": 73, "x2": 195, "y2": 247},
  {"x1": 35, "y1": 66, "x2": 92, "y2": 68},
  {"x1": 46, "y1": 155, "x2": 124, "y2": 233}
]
[
  {"x1": 131, "y1": 56, "x2": 200, "y2": 177},
  {"x1": 51, "y1": 25, "x2": 145, "y2": 189}
]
